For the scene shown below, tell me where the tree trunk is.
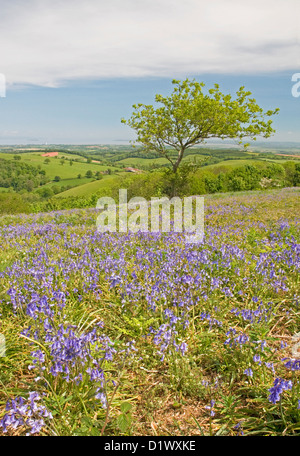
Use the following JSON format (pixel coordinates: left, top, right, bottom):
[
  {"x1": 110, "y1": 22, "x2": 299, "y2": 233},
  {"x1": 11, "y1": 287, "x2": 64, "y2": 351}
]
[{"x1": 175, "y1": 148, "x2": 185, "y2": 172}]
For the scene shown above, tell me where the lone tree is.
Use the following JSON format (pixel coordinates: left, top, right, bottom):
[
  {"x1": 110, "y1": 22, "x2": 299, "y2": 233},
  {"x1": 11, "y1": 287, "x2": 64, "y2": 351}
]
[{"x1": 121, "y1": 79, "x2": 279, "y2": 175}]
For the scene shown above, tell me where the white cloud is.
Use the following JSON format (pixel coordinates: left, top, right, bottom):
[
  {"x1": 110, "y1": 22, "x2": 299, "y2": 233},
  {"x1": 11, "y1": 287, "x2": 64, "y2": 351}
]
[{"x1": 1, "y1": 0, "x2": 299, "y2": 87}]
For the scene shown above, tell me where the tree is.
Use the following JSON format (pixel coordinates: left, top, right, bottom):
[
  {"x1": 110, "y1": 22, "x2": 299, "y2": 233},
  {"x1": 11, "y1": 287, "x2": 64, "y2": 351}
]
[
  {"x1": 121, "y1": 79, "x2": 279, "y2": 176},
  {"x1": 54, "y1": 176, "x2": 61, "y2": 182},
  {"x1": 25, "y1": 179, "x2": 34, "y2": 192},
  {"x1": 86, "y1": 170, "x2": 93, "y2": 178}
]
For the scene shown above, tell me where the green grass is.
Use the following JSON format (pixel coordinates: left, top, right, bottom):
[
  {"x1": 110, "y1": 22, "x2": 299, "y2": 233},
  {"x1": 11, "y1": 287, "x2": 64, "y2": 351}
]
[
  {"x1": 116, "y1": 157, "x2": 169, "y2": 166},
  {"x1": 202, "y1": 159, "x2": 270, "y2": 170},
  {"x1": 42, "y1": 177, "x2": 92, "y2": 189},
  {"x1": 55, "y1": 175, "x2": 121, "y2": 198},
  {"x1": 0, "y1": 150, "x2": 296, "y2": 202},
  {"x1": 0, "y1": 152, "x2": 120, "y2": 181},
  {"x1": 0, "y1": 188, "x2": 299, "y2": 436},
  {"x1": 116, "y1": 154, "x2": 208, "y2": 167}
]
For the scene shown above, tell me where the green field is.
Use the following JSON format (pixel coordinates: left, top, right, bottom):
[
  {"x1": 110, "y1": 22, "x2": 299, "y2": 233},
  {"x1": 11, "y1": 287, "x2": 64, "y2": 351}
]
[
  {"x1": 55, "y1": 175, "x2": 122, "y2": 198},
  {"x1": 0, "y1": 152, "x2": 120, "y2": 181},
  {"x1": 202, "y1": 159, "x2": 269, "y2": 170},
  {"x1": 42, "y1": 177, "x2": 92, "y2": 189},
  {"x1": 116, "y1": 156, "x2": 169, "y2": 166},
  {"x1": 0, "y1": 147, "x2": 298, "y2": 202}
]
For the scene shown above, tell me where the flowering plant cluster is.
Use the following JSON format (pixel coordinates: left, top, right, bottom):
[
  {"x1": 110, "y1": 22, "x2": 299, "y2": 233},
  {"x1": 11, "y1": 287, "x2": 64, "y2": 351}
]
[
  {"x1": 0, "y1": 188, "x2": 299, "y2": 435},
  {"x1": 0, "y1": 392, "x2": 53, "y2": 435}
]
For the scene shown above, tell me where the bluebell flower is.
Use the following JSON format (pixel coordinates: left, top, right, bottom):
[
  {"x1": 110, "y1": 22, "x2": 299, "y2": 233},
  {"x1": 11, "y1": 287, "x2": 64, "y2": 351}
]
[
  {"x1": 268, "y1": 378, "x2": 293, "y2": 404},
  {"x1": 244, "y1": 368, "x2": 253, "y2": 377}
]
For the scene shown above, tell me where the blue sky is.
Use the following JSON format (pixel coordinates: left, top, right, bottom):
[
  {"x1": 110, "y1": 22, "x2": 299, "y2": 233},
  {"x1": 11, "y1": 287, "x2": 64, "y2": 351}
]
[{"x1": 0, "y1": 0, "x2": 299, "y2": 144}]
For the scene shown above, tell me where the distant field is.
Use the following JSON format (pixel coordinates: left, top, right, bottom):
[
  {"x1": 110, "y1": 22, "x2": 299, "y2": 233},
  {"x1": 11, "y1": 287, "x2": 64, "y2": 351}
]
[
  {"x1": 0, "y1": 149, "x2": 297, "y2": 200},
  {"x1": 115, "y1": 153, "x2": 208, "y2": 167},
  {"x1": 261, "y1": 158, "x2": 299, "y2": 163},
  {"x1": 42, "y1": 177, "x2": 92, "y2": 189},
  {"x1": 275, "y1": 154, "x2": 300, "y2": 159},
  {"x1": 201, "y1": 159, "x2": 278, "y2": 170},
  {"x1": 116, "y1": 156, "x2": 169, "y2": 166},
  {"x1": 0, "y1": 152, "x2": 119, "y2": 181}
]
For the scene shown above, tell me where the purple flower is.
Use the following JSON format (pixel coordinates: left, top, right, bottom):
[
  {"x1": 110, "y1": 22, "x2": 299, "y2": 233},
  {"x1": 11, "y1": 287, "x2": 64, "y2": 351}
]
[
  {"x1": 0, "y1": 392, "x2": 52, "y2": 435},
  {"x1": 253, "y1": 354, "x2": 261, "y2": 364},
  {"x1": 283, "y1": 358, "x2": 300, "y2": 371},
  {"x1": 268, "y1": 378, "x2": 293, "y2": 404},
  {"x1": 205, "y1": 400, "x2": 215, "y2": 417},
  {"x1": 244, "y1": 368, "x2": 253, "y2": 377}
]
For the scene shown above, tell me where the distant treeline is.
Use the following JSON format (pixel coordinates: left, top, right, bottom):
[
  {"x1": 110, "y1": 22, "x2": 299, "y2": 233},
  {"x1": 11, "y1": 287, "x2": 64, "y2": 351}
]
[{"x1": 0, "y1": 159, "x2": 49, "y2": 192}]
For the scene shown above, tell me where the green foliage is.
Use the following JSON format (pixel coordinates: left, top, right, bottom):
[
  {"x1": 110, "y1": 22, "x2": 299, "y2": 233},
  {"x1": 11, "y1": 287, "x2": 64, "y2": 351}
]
[
  {"x1": 122, "y1": 78, "x2": 279, "y2": 174},
  {"x1": 0, "y1": 193, "x2": 30, "y2": 214},
  {"x1": 0, "y1": 158, "x2": 49, "y2": 191},
  {"x1": 36, "y1": 187, "x2": 54, "y2": 198},
  {"x1": 108, "y1": 162, "x2": 296, "y2": 201},
  {"x1": 117, "y1": 402, "x2": 132, "y2": 433}
]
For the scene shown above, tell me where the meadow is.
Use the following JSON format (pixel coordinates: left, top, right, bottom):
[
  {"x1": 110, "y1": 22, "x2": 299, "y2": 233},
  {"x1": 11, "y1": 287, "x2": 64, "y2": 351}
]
[{"x1": 0, "y1": 187, "x2": 299, "y2": 436}]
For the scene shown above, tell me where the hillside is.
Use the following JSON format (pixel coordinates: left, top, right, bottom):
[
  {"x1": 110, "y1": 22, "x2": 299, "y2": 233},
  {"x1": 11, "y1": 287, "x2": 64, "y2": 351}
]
[
  {"x1": 0, "y1": 145, "x2": 299, "y2": 213},
  {"x1": 0, "y1": 187, "x2": 299, "y2": 436}
]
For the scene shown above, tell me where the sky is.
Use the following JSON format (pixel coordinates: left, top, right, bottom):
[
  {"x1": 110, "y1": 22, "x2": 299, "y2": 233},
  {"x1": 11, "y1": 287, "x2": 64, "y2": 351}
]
[{"x1": 0, "y1": 0, "x2": 299, "y2": 144}]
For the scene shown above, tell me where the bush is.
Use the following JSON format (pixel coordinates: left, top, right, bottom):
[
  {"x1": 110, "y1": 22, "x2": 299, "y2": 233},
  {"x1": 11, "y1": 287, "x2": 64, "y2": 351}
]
[{"x1": 0, "y1": 193, "x2": 30, "y2": 214}]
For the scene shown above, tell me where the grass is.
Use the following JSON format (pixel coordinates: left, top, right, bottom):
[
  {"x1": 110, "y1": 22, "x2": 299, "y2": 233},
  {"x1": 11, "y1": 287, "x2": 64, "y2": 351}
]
[
  {"x1": 202, "y1": 159, "x2": 272, "y2": 170},
  {"x1": 0, "y1": 187, "x2": 299, "y2": 436},
  {"x1": 42, "y1": 177, "x2": 92, "y2": 189},
  {"x1": 0, "y1": 150, "x2": 295, "y2": 201},
  {"x1": 116, "y1": 157, "x2": 169, "y2": 166},
  {"x1": 0, "y1": 152, "x2": 120, "y2": 181},
  {"x1": 54, "y1": 175, "x2": 122, "y2": 198}
]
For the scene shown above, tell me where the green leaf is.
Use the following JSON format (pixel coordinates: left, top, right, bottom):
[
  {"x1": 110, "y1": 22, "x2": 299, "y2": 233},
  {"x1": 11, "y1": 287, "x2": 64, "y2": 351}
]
[
  {"x1": 121, "y1": 402, "x2": 132, "y2": 413},
  {"x1": 117, "y1": 413, "x2": 131, "y2": 433}
]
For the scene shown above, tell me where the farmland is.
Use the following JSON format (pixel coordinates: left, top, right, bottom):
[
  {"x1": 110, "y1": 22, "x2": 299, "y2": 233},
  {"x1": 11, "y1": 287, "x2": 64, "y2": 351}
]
[
  {"x1": 0, "y1": 187, "x2": 299, "y2": 436},
  {"x1": 0, "y1": 145, "x2": 299, "y2": 209}
]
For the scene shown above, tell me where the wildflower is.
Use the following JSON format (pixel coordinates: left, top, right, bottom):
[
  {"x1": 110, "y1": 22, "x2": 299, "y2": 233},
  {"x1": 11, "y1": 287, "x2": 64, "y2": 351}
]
[
  {"x1": 205, "y1": 400, "x2": 215, "y2": 417},
  {"x1": 0, "y1": 393, "x2": 52, "y2": 435},
  {"x1": 95, "y1": 389, "x2": 108, "y2": 409},
  {"x1": 264, "y1": 362, "x2": 275, "y2": 373},
  {"x1": 233, "y1": 422, "x2": 244, "y2": 436},
  {"x1": 244, "y1": 368, "x2": 253, "y2": 377},
  {"x1": 268, "y1": 378, "x2": 293, "y2": 404},
  {"x1": 283, "y1": 358, "x2": 300, "y2": 371},
  {"x1": 253, "y1": 354, "x2": 261, "y2": 364}
]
